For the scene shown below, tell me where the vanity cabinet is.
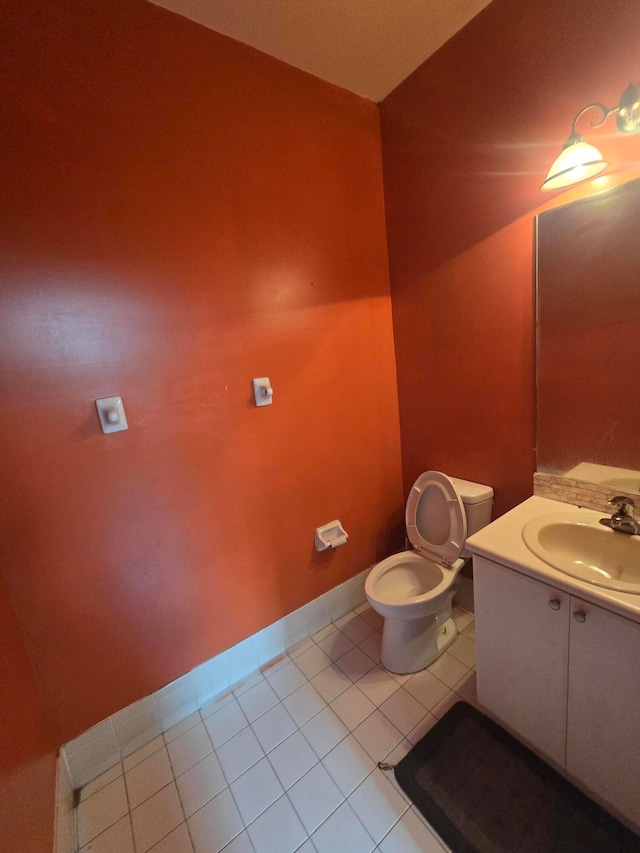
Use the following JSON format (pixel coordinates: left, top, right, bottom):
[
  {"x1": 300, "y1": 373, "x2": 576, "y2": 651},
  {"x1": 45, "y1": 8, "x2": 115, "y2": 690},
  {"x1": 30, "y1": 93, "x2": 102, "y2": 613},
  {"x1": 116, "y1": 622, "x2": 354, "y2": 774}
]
[
  {"x1": 566, "y1": 598, "x2": 640, "y2": 826},
  {"x1": 474, "y1": 555, "x2": 640, "y2": 828}
]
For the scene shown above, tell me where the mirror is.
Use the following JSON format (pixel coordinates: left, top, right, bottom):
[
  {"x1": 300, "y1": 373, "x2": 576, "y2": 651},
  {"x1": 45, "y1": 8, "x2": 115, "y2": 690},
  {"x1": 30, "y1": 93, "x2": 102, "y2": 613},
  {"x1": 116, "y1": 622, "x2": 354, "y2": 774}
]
[{"x1": 535, "y1": 177, "x2": 640, "y2": 496}]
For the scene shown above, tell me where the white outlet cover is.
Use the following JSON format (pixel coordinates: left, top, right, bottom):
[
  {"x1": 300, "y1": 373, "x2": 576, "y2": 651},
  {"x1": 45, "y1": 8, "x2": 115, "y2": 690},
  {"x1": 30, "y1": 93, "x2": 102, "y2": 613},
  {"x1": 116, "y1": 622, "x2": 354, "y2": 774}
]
[
  {"x1": 252, "y1": 377, "x2": 273, "y2": 407},
  {"x1": 95, "y1": 396, "x2": 128, "y2": 434}
]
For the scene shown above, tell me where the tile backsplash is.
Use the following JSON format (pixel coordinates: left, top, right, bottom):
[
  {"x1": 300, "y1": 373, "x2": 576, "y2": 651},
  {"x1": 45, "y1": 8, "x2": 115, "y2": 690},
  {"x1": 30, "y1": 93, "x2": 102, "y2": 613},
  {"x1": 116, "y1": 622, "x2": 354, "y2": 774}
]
[{"x1": 533, "y1": 472, "x2": 639, "y2": 514}]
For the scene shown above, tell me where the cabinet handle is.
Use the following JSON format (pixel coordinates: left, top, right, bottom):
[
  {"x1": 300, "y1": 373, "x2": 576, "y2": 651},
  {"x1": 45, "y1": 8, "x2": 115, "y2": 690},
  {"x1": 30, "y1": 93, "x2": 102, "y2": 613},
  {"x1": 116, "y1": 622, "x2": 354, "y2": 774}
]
[
  {"x1": 573, "y1": 610, "x2": 587, "y2": 623},
  {"x1": 548, "y1": 599, "x2": 561, "y2": 610}
]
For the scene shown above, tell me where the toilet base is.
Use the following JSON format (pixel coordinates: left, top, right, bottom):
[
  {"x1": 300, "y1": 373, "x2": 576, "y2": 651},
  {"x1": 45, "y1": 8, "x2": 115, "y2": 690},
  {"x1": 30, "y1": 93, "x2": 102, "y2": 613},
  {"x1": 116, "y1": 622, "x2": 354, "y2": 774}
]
[{"x1": 381, "y1": 609, "x2": 457, "y2": 674}]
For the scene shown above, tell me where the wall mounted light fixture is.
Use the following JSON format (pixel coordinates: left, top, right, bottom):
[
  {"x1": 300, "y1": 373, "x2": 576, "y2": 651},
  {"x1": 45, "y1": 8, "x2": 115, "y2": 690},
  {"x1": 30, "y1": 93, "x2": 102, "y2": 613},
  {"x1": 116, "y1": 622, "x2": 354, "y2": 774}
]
[{"x1": 541, "y1": 82, "x2": 640, "y2": 192}]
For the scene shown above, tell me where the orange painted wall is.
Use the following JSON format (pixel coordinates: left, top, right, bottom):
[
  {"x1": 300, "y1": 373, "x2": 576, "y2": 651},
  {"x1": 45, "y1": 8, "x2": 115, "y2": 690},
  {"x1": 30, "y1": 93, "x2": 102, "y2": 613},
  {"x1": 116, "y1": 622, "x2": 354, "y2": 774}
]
[
  {"x1": 5, "y1": 2, "x2": 640, "y2": 842},
  {"x1": 0, "y1": 581, "x2": 56, "y2": 853},
  {"x1": 1, "y1": 0, "x2": 403, "y2": 756},
  {"x1": 380, "y1": 0, "x2": 640, "y2": 517}
]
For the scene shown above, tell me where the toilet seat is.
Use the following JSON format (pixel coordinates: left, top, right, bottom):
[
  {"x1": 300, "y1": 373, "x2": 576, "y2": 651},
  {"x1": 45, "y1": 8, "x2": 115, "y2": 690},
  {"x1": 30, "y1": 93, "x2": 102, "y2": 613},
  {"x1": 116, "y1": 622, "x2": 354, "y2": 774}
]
[
  {"x1": 405, "y1": 471, "x2": 466, "y2": 567},
  {"x1": 364, "y1": 550, "x2": 463, "y2": 620}
]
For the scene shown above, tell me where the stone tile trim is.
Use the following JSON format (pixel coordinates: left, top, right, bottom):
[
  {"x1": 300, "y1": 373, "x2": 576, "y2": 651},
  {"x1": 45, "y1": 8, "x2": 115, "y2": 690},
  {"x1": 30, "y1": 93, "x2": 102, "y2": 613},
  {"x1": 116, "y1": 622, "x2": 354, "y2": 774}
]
[{"x1": 533, "y1": 472, "x2": 640, "y2": 515}]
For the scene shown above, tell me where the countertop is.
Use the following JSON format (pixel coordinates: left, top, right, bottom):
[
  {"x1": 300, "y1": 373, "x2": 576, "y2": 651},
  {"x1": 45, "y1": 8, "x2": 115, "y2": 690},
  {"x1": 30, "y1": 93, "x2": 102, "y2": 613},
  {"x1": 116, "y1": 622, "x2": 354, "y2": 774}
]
[{"x1": 466, "y1": 495, "x2": 640, "y2": 623}]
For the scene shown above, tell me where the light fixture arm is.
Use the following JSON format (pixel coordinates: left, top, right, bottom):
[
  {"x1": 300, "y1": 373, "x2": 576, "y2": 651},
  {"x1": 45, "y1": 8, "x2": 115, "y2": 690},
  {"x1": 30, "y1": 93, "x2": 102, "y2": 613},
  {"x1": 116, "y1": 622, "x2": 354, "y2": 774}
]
[
  {"x1": 569, "y1": 83, "x2": 640, "y2": 137},
  {"x1": 569, "y1": 102, "x2": 615, "y2": 137},
  {"x1": 561, "y1": 102, "x2": 614, "y2": 151}
]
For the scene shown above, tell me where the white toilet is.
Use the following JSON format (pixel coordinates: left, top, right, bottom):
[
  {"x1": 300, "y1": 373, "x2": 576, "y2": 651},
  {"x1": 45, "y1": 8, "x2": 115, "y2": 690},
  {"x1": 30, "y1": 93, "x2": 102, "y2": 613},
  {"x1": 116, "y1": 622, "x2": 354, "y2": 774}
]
[{"x1": 365, "y1": 471, "x2": 493, "y2": 674}]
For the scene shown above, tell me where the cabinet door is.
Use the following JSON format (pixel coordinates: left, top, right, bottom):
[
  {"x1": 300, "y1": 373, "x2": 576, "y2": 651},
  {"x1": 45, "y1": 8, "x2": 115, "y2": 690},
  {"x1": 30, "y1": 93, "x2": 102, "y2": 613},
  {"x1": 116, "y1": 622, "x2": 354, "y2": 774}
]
[
  {"x1": 474, "y1": 556, "x2": 570, "y2": 766},
  {"x1": 567, "y1": 597, "x2": 640, "y2": 827}
]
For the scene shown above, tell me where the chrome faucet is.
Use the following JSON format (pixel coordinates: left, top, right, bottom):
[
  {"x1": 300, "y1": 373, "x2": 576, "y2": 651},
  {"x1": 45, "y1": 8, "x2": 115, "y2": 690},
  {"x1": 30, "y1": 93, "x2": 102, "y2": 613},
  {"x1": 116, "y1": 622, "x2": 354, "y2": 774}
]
[{"x1": 599, "y1": 496, "x2": 640, "y2": 535}]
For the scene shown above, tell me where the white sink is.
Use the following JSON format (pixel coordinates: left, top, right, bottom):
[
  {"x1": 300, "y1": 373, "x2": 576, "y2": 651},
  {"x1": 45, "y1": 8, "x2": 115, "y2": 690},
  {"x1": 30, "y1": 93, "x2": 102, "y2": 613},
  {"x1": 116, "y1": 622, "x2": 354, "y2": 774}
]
[{"x1": 522, "y1": 512, "x2": 640, "y2": 593}]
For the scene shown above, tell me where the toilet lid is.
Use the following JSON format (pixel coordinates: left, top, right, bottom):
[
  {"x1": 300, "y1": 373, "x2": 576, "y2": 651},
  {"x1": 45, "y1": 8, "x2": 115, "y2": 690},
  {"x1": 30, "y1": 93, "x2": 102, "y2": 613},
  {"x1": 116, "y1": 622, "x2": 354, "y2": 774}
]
[{"x1": 405, "y1": 471, "x2": 467, "y2": 566}]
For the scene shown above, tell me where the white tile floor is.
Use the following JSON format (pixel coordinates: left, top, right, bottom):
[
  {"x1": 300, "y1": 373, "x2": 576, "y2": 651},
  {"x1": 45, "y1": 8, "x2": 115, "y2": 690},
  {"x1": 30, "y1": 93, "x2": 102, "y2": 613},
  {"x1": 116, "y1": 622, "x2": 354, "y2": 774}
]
[{"x1": 75, "y1": 604, "x2": 478, "y2": 853}]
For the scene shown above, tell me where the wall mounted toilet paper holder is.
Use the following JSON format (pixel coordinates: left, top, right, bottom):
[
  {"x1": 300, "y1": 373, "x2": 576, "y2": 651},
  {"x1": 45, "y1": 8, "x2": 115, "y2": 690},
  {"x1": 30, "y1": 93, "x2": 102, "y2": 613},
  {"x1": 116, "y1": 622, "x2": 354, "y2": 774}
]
[{"x1": 315, "y1": 520, "x2": 348, "y2": 551}]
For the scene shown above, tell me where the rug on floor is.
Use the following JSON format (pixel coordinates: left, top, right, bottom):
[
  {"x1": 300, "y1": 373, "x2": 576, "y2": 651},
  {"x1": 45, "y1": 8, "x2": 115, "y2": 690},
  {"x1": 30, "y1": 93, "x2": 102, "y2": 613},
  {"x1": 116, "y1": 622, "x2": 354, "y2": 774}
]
[{"x1": 394, "y1": 701, "x2": 640, "y2": 853}]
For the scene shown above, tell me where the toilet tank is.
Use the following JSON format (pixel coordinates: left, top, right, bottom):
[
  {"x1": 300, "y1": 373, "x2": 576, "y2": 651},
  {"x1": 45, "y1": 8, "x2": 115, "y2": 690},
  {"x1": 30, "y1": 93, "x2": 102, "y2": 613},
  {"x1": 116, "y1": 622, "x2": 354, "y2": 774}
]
[{"x1": 449, "y1": 476, "x2": 494, "y2": 557}]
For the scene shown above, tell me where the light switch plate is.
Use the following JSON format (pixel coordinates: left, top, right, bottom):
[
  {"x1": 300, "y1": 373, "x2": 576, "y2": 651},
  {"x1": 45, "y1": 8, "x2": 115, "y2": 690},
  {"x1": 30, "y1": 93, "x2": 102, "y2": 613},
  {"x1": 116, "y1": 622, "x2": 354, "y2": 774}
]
[{"x1": 95, "y1": 396, "x2": 128, "y2": 434}]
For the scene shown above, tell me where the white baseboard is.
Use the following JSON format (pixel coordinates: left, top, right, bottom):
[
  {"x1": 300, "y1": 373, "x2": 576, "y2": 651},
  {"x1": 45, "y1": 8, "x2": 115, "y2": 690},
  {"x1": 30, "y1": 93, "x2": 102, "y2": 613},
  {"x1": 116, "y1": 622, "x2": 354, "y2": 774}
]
[{"x1": 62, "y1": 568, "x2": 370, "y2": 790}]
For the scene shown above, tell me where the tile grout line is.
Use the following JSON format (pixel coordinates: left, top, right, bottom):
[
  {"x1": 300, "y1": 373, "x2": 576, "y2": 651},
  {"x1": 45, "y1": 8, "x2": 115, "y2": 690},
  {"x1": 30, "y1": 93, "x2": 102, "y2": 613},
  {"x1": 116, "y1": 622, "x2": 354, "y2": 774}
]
[
  {"x1": 129, "y1": 779, "x2": 182, "y2": 853},
  {"x1": 260, "y1": 724, "x2": 319, "y2": 844},
  {"x1": 201, "y1": 738, "x2": 249, "y2": 853},
  {"x1": 76, "y1": 758, "x2": 124, "y2": 807},
  {"x1": 124, "y1": 704, "x2": 237, "y2": 852},
  {"x1": 75, "y1": 607, "x2": 474, "y2": 853},
  {"x1": 279, "y1": 682, "x2": 407, "y2": 844},
  {"x1": 120, "y1": 758, "x2": 135, "y2": 853},
  {"x1": 75, "y1": 775, "x2": 129, "y2": 852},
  {"x1": 161, "y1": 714, "x2": 206, "y2": 853},
  {"x1": 85, "y1": 668, "x2": 469, "y2": 810}
]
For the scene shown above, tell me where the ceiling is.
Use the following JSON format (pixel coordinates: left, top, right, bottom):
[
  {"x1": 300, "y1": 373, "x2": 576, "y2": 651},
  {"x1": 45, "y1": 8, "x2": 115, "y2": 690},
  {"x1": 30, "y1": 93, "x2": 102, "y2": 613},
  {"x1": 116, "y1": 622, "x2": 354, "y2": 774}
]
[{"x1": 148, "y1": 0, "x2": 492, "y2": 102}]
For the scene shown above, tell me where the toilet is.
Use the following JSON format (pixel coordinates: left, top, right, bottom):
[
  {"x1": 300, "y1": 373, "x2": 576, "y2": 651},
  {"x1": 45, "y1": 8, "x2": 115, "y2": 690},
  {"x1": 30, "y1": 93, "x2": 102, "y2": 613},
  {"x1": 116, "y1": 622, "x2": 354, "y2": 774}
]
[{"x1": 365, "y1": 471, "x2": 493, "y2": 674}]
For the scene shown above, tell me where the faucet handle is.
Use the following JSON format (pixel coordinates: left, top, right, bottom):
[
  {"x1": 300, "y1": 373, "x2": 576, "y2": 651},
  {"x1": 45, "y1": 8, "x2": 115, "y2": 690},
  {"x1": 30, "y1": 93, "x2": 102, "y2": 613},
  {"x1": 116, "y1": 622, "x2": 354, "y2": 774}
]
[{"x1": 608, "y1": 496, "x2": 635, "y2": 515}]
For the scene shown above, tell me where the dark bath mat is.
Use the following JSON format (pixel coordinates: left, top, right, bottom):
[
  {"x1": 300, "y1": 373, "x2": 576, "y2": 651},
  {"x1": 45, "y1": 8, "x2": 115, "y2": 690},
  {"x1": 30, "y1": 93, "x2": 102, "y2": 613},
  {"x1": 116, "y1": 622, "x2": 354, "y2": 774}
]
[{"x1": 394, "y1": 701, "x2": 640, "y2": 853}]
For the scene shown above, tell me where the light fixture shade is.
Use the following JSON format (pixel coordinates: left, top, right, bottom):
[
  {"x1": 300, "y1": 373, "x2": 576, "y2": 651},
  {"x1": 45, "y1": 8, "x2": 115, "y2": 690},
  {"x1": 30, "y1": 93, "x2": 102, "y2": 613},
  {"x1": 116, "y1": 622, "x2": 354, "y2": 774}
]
[{"x1": 540, "y1": 140, "x2": 607, "y2": 191}]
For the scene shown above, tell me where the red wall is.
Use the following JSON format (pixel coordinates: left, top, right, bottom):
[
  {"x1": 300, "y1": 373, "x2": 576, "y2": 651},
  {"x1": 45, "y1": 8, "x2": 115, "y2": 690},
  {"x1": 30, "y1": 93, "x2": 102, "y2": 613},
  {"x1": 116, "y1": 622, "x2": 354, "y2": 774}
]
[
  {"x1": 0, "y1": 0, "x2": 403, "y2": 762},
  {"x1": 0, "y1": 581, "x2": 56, "y2": 853},
  {"x1": 380, "y1": 0, "x2": 640, "y2": 517},
  {"x1": 4, "y1": 2, "x2": 640, "y2": 845}
]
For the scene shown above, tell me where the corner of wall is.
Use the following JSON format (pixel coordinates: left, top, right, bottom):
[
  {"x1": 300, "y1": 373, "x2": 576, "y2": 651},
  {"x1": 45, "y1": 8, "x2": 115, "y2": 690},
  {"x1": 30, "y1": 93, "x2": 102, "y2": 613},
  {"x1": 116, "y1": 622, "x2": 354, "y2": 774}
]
[{"x1": 54, "y1": 750, "x2": 76, "y2": 853}]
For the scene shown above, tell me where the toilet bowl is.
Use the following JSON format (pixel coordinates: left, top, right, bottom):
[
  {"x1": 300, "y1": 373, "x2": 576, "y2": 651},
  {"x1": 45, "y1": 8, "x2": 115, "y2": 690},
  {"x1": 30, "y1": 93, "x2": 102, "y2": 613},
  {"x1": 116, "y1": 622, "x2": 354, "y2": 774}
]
[{"x1": 365, "y1": 471, "x2": 493, "y2": 674}]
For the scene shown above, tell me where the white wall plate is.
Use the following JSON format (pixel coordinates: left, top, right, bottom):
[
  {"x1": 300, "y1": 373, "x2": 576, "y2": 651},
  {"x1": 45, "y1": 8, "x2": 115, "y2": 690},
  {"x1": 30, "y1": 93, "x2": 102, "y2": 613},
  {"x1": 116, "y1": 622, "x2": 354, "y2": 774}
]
[{"x1": 95, "y1": 396, "x2": 128, "y2": 434}]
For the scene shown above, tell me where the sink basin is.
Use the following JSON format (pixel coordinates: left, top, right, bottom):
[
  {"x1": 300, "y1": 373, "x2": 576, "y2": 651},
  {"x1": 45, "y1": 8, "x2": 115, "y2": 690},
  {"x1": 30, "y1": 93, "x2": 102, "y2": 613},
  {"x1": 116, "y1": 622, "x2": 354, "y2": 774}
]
[{"x1": 522, "y1": 512, "x2": 640, "y2": 593}]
